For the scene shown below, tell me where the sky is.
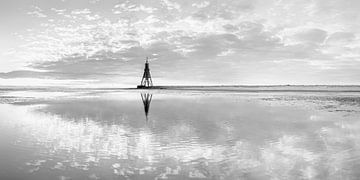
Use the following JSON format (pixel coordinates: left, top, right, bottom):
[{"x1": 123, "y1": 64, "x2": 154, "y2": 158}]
[{"x1": 0, "y1": 0, "x2": 360, "y2": 87}]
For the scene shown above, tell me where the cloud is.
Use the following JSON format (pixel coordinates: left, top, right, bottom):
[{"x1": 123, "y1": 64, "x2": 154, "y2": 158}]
[
  {"x1": 192, "y1": 1, "x2": 210, "y2": 8},
  {"x1": 161, "y1": 0, "x2": 181, "y2": 11},
  {"x1": 2, "y1": 0, "x2": 360, "y2": 86},
  {"x1": 294, "y1": 29, "x2": 328, "y2": 44},
  {"x1": 113, "y1": 3, "x2": 157, "y2": 14},
  {"x1": 27, "y1": 6, "x2": 47, "y2": 18},
  {"x1": 89, "y1": 0, "x2": 100, "y2": 4},
  {"x1": 71, "y1": 9, "x2": 91, "y2": 15},
  {"x1": 326, "y1": 32, "x2": 356, "y2": 44},
  {"x1": 0, "y1": 70, "x2": 59, "y2": 79}
]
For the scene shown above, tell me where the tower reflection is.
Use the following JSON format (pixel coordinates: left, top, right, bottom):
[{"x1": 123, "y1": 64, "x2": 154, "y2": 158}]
[{"x1": 141, "y1": 93, "x2": 153, "y2": 121}]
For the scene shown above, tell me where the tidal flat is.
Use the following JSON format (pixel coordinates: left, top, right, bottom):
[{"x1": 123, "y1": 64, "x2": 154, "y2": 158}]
[{"x1": 0, "y1": 88, "x2": 360, "y2": 180}]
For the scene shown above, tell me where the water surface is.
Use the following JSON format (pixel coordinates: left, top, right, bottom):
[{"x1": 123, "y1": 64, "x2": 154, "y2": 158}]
[{"x1": 0, "y1": 89, "x2": 360, "y2": 180}]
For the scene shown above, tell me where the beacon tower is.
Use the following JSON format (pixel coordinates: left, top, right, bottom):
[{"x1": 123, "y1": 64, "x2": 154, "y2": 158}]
[{"x1": 137, "y1": 57, "x2": 153, "y2": 88}]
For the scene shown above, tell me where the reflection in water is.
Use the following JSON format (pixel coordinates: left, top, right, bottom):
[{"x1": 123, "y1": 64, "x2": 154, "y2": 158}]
[
  {"x1": 0, "y1": 91, "x2": 360, "y2": 179},
  {"x1": 141, "y1": 93, "x2": 152, "y2": 121}
]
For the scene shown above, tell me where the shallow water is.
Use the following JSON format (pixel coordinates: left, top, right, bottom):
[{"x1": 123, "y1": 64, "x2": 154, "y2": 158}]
[{"x1": 0, "y1": 90, "x2": 360, "y2": 180}]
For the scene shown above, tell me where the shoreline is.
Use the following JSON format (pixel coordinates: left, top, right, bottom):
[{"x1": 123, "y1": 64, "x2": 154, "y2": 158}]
[
  {"x1": 134, "y1": 85, "x2": 360, "y2": 92},
  {"x1": 1, "y1": 85, "x2": 360, "y2": 93}
]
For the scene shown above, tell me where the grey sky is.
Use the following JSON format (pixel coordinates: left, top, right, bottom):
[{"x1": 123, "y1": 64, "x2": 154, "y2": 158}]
[{"x1": 0, "y1": 0, "x2": 360, "y2": 87}]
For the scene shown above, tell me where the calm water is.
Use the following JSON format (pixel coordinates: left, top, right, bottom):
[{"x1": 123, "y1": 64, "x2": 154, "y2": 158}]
[{"x1": 0, "y1": 89, "x2": 360, "y2": 180}]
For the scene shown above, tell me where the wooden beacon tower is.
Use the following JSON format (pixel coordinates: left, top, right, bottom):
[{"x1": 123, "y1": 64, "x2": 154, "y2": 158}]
[{"x1": 137, "y1": 57, "x2": 153, "y2": 88}]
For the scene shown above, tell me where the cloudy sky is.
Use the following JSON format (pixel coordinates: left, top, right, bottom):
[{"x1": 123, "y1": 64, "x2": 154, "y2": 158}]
[{"x1": 0, "y1": 0, "x2": 360, "y2": 87}]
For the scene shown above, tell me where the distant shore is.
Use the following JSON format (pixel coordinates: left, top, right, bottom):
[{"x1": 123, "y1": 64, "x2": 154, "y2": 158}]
[
  {"x1": 134, "y1": 85, "x2": 360, "y2": 92},
  {"x1": 1, "y1": 85, "x2": 360, "y2": 92}
]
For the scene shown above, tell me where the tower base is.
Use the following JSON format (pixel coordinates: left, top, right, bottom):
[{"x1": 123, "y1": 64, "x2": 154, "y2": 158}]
[{"x1": 137, "y1": 85, "x2": 152, "y2": 89}]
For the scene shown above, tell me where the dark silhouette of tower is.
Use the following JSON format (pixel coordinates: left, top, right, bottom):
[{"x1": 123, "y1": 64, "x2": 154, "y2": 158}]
[
  {"x1": 137, "y1": 57, "x2": 153, "y2": 88},
  {"x1": 141, "y1": 93, "x2": 152, "y2": 121}
]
